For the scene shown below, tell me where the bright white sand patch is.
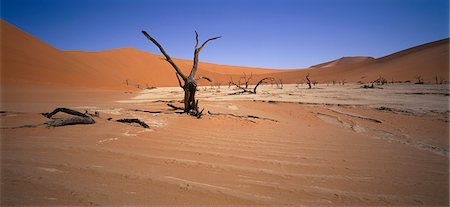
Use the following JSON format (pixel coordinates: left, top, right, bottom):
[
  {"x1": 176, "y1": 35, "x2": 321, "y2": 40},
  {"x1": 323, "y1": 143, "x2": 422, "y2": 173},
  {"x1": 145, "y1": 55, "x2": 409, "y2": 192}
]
[
  {"x1": 117, "y1": 84, "x2": 449, "y2": 116},
  {"x1": 39, "y1": 167, "x2": 64, "y2": 173},
  {"x1": 97, "y1": 137, "x2": 119, "y2": 145}
]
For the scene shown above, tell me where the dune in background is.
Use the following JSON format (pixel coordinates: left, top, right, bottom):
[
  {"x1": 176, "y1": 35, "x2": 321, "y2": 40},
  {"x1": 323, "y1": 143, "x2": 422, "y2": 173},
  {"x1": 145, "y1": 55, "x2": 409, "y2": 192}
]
[{"x1": 1, "y1": 19, "x2": 449, "y2": 92}]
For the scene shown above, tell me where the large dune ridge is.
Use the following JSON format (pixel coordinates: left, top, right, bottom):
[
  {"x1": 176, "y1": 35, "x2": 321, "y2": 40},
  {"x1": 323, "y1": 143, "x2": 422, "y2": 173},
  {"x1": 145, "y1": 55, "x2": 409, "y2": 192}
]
[{"x1": 1, "y1": 19, "x2": 449, "y2": 91}]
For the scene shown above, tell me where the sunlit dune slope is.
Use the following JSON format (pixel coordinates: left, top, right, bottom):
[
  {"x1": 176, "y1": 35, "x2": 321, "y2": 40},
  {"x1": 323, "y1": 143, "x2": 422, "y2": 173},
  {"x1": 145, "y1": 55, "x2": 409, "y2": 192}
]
[{"x1": 309, "y1": 56, "x2": 375, "y2": 69}]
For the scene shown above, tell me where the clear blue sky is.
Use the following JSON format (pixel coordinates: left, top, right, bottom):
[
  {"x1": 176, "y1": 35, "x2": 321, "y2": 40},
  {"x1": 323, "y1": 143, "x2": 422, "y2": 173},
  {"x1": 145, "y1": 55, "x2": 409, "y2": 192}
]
[{"x1": 1, "y1": 0, "x2": 448, "y2": 69}]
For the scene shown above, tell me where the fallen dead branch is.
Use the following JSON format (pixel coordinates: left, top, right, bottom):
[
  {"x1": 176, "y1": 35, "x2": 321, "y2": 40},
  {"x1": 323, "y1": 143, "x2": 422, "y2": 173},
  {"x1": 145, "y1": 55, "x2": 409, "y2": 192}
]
[
  {"x1": 328, "y1": 108, "x2": 382, "y2": 123},
  {"x1": 41, "y1": 108, "x2": 95, "y2": 127},
  {"x1": 132, "y1": 109, "x2": 163, "y2": 114},
  {"x1": 167, "y1": 103, "x2": 185, "y2": 111},
  {"x1": 207, "y1": 111, "x2": 278, "y2": 122},
  {"x1": 116, "y1": 118, "x2": 150, "y2": 128},
  {"x1": 166, "y1": 103, "x2": 203, "y2": 118}
]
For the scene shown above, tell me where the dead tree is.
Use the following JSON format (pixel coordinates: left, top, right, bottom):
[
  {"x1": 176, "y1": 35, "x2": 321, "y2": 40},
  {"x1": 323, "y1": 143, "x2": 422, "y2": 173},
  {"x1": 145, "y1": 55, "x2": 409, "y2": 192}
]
[
  {"x1": 142, "y1": 30, "x2": 220, "y2": 116},
  {"x1": 306, "y1": 73, "x2": 312, "y2": 89},
  {"x1": 214, "y1": 81, "x2": 221, "y2": 89},
  {"x1": 415, "y1": 75, "x2": 424, "y2": 84},
  {"x1": 276, "y1": 79, "x2": 283, "y2": 89},
  {"x1": 239, "y1": 73, "x2": 253, "y2": 89},
  {"x1": 228, "y1": 77, "x2": 235, "y2": 88},
  {"x1": 229, "y1": 77, "x2": 274, "y2": 95}
]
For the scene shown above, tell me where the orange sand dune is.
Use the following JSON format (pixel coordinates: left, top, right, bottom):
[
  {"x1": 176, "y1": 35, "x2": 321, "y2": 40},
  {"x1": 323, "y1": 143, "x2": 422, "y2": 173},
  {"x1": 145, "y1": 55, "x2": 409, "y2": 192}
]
[
  {"x1": 1, "y1": 19, "x2": 448, "y2": 90},
  {"x1": 0, "y1": 19, "x2": 277, "y2": 89},
  {"x1": 250, "y1": 38, "x2": 449, "y2": 84}
]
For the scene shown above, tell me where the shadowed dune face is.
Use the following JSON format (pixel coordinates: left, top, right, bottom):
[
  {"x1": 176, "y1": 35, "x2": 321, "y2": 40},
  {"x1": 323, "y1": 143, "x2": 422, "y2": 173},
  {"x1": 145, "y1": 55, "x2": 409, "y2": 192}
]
[{"x1": 1, "y1": 19, "x2": 449, "y2": 90}]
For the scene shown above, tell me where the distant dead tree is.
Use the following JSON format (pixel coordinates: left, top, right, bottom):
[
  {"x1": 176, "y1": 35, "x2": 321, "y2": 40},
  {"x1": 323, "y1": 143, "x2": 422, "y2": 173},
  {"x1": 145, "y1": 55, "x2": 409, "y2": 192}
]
[
  {"x1": 125, "y1": 79, "x2": 129, "y2": 86},
  {"x1": 332, "y1": 80, "x2": 336, "y2": 85},
  {"x1": 229, "y1": 77, "x2": 274, "y2": 95},
  {"x1": 228, "y1": 77, "x2": 234, "y2": 88},
  {"x1": 145, "y1": 83, "x2": 156, "y2": 90},
  {"x1": 363, "y1": 77, "x2": 381, "y2": 88},
  {"x1": 142, "y1": 30, "x2": 220, "y2": 117},
  {"x1": 306, "y1": 73, "x2": 312, "y2": 89},
  {"x1": 341, "y1": 79, "x2": 346, "y2": 85},
  {"x1": 434, "y1": 75, "x2": 446, "y2": 84},
  {"x1": 239, "y1": 73, "x2": 253, "y2": 89},
  {"x1": 214, "y1": 81, "x2": 221, "y2": 89},
  {"x1": 415, "y1": 75, "x2": 424, "y2": 84},
  {"x1": 363, "y1": 76, "x2": 387, "y2": 89},
  {"x1": 378, "y1": 76, "x2": 387, "y2": 85},
  {"x1": 274, "y1": 78, "x2": 283, "y2": 89},
  {"x1": 312, "y1": 80, "x2": 318, "y2": 86}
]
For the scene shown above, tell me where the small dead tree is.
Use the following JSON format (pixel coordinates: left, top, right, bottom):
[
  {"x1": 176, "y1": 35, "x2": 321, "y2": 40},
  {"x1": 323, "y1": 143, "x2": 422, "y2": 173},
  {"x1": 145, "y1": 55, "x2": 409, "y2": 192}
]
[
  {"x1": 214, "y1": 81, "x2": 221, "y2": 89},
  {"x1": 312, "y1": 80, "x2": 318, "y2": 86},
  {"x1": 277, "y1": 79, "x2": 283, "y2": 89},
  {"x1": 239, "y1": 73, "x2": 253, "y2": 89},
  {"x1": 306, "y1": 73, "x2": 312, "y2": 89},
  {"x1": 377, "y1": 76, "x2": 387, "y2": 85},
  {"x1": 228, "y1": 77, "x2": 234, "y2": 88},
  {"x1": 415, "y1": 75, "x2": 424, "y2": 84},
  {"x1": 142, "y1": 30, "x2": 220, "y2": 116},
  {"x1": 229, "y1": 77, "x2": 274, "y2": 95}
]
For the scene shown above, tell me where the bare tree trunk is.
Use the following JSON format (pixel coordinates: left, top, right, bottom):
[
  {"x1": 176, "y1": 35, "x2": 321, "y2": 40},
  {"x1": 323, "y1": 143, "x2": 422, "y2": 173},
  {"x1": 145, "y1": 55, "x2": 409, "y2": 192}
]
[{"x1": 306, "y1": 73, "x2": 312, "y2": 89}]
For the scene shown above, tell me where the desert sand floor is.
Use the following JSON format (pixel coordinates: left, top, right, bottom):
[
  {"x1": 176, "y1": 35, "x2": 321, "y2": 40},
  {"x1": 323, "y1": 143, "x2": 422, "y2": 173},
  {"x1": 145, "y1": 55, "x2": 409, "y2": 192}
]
[{"x1": 1, "y1": 84, "x2": 449, "y2": 206}]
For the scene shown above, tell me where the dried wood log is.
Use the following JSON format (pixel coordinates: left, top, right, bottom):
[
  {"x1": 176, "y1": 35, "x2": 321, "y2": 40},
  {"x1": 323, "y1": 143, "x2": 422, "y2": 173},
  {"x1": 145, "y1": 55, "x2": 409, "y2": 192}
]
[
  {"x1": 46, "y1": 116, "x2": 95, "y2": 127},
  {"x1": 42, "y1": 107, "x2": 90, "y2": 118},
  {"x1": 41, "y1": 108, "x2": 95, "y2": 127},
  {"x1": 116, "y1": 118, "x2": 150, "y2": 128}
]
